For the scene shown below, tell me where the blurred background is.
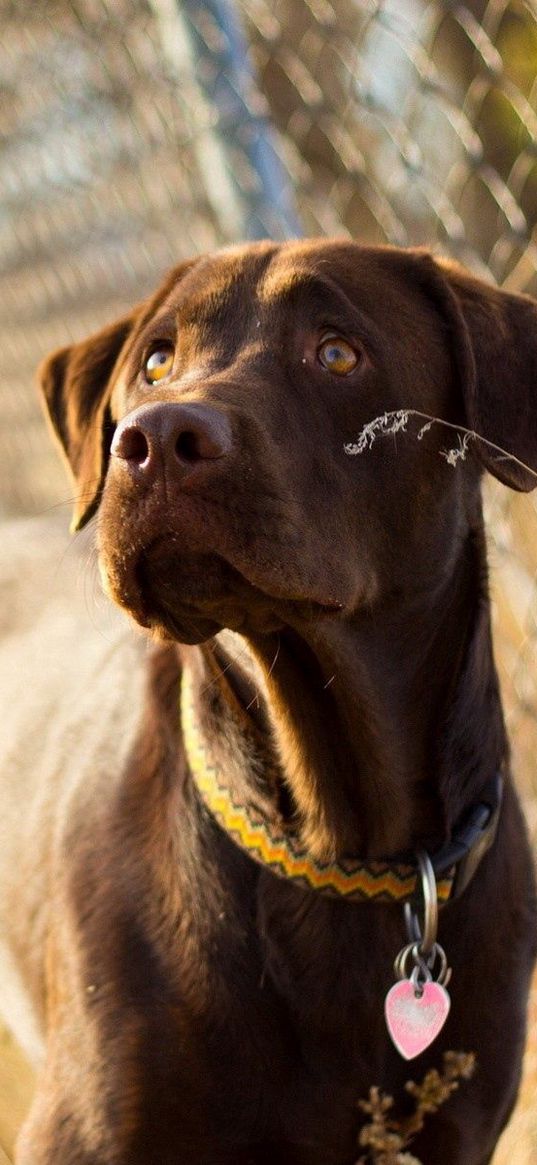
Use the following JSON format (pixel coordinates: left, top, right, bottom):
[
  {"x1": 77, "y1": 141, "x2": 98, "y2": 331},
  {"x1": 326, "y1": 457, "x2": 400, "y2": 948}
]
[{"x1": 0, "y1": 0, "x2": 536, "y2": 1160}]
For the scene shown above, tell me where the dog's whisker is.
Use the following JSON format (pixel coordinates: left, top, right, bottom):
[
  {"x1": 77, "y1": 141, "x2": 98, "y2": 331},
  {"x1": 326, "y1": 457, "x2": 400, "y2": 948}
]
[
  {"x1": 266, "y1": 634, "x2": 281, "y2": 681},
  {"x1": 245, "y1": 690, "x2": 261, "y2": 711},
  {"x1": 201, "y1": 637, "x2": 258, "y2": 698}
]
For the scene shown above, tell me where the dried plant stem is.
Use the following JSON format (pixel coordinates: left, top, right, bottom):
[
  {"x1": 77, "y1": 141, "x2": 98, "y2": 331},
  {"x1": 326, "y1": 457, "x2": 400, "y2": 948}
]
[
  {"x1": 356, "y1": 1051, "x2": 476, "y2": 1165},
  {"x1": 344, "y1": 408, "x2": 537, "y2": 482}
]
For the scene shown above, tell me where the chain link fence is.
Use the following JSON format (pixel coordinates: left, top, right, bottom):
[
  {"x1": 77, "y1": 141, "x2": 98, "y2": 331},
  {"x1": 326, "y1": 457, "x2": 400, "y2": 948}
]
[{"x1": 1, "y1": 0, "x2": 537, "y2": 1157}]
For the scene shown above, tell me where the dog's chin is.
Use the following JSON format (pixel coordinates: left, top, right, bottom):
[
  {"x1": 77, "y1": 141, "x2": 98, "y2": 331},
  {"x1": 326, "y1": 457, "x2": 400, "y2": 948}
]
[
  {"x1": 103, "y1": 543, "x2": 286, "y2": 644},
  {"x1": 146, "y1": 606, "x2": 287, "y2": 645},
  {"x1": 101, "y1": 538, "x2": 344, "y2": 644},
  {"x1": 140, "y1": 589, "x2": 287, "y2": 645},
  {"x1": 145, "y1": 611, "x2": 224, "y2": 646}
]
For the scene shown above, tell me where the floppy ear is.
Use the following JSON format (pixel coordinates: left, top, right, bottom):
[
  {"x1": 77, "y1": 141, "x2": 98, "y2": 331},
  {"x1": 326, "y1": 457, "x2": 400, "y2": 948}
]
[
  {"x1": 421, "y1": 255, "x2": 537, "y2": 491},
  {"x1": 38, "y1": 258, "x2": 199, "y2": 531},
  {"x1": 38, "y1": 312, "x2": 138, "y2": 531}
]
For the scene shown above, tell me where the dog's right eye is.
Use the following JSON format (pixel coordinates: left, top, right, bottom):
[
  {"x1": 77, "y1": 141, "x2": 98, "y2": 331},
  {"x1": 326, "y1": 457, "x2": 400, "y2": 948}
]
[
  {"x1": 144, "y1": 345, "x2": 175, "y2": 384},
  {"x1": 317, "y1": 334, "x2": 360, "y2": 376}
]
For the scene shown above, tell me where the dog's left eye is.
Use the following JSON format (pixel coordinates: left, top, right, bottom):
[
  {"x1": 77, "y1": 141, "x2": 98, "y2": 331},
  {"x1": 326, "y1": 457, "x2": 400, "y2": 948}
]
[
  {"x1": 317, "y1": 335, "x2": 359, "y2": 376},
  {"x1": 144, "y1": 345, "x2": 175, "y2": 384}
]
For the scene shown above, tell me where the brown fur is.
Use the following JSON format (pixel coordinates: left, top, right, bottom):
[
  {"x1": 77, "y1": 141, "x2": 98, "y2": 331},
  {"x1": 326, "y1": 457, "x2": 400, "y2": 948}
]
[{"x1": 1, "y1": 239, "x2": 536, "y2": 1163}]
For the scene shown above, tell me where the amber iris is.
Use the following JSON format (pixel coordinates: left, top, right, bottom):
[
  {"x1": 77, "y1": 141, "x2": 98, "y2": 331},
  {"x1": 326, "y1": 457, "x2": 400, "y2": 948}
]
[
  {"x1": 144, "y1": 346, "x2": 174, "y2": 384},
  {"x1": 317, "y1": 335, "x2": 359, "y2": 375}
]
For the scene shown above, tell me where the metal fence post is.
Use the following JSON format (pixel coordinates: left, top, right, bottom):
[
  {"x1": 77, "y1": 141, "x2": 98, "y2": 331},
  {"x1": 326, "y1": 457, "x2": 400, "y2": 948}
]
[{"x1": 151, "y1": 0, "x2": 303, "y2": 242}]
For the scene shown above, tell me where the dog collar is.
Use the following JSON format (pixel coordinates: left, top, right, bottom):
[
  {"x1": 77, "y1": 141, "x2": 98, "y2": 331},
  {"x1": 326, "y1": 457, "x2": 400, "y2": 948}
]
[{"x1": 181, "y1": 668, "x2": 503, "y2": 905}]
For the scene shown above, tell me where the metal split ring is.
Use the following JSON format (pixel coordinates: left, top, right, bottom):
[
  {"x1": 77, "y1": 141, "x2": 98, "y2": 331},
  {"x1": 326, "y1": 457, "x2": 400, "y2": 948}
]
[
  {"x1": 393, "y1": 940, "x2": 451, "y2": 988},
  {"x1": 392, "y1": 849, "x2": 452, "y2": 994},
  {"x1": 403, "y1": 848, "x2": 438, "y2": 957}
]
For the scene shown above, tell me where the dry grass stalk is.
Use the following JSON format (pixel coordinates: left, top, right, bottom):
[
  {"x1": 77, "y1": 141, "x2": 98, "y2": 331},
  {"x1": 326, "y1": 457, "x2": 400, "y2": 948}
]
[
  {"x1": 345, "y1": 409, "x2": 537, "y2": 482},
  {"x1": 356, "y1": 1051, "x2": 476, "y2": 1165}
]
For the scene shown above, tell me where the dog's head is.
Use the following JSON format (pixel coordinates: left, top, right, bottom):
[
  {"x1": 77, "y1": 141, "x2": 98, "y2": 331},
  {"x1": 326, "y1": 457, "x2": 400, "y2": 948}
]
[{"x1": 39, "y1": 241, "x2": 537, "y2": 643}]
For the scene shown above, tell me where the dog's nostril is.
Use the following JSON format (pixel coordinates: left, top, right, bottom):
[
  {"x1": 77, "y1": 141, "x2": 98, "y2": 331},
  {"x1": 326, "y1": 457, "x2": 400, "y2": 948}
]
[
  {"x1": 174, "y1": 421, "x2": 230, "y2": 463},
  {"x1": 113, "y1": 426, "x2": 150, "y2": 465},
  {"x1": 175, "y1": 431, "x2": 202, "y2": 463}
]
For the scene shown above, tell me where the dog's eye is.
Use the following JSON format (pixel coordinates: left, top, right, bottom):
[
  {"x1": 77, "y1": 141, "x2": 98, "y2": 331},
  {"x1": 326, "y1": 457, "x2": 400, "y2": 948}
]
[
  {"x1": 317, "y1": 335, "x2": 359, "y2": 376},
  {"x1": 144, "y1": 345, "x2": 175, "y2": 384}
]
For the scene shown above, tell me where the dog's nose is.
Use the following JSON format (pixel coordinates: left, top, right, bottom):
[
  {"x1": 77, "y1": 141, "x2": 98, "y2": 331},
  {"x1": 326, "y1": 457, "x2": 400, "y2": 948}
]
[{"x1": 111, "y1": 402, "x2": 233, "y2": 482}]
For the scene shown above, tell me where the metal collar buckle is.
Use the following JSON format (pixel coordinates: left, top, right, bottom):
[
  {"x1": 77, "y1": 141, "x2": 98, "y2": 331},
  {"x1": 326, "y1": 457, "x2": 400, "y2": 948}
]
[{"x1": 431, "y1": 773, "x2": 503, "y2": 900}]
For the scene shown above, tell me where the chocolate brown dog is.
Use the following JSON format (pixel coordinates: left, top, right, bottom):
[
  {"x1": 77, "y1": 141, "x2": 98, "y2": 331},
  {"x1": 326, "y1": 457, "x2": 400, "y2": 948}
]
[{"x1": 0, "y1": 240, "x2": 536, "y2": 1164}]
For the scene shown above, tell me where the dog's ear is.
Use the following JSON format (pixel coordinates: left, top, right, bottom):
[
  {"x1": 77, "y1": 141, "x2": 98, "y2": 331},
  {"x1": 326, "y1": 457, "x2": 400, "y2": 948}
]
[
  {"x1": 38, "y1": 259, "x2": 199, "y2": 531},
  {"x1": 417, "y1": 254, "x2": 537, "y2": 492},
  {"x1": 38, "y1": 311, "x2": 139, "y2": 531}
]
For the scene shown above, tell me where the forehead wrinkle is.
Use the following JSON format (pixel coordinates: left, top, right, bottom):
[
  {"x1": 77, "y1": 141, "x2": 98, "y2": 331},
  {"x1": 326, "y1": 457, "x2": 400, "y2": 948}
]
[
  {"x1": 257, "y1": 266, "x2": 319, "y2": 305},
  {"x1": 174, "y1": 289, "x2": 253, "y2": 366},
  {"x1": 138, "y1": 308, "x2": 179, "y2": 345},
  {"x1": 177, "y1": 283, "x2": 249, "y2": 332},
  {"x1": 169, "y1": 248, "x2": 277, "y2": 326},
  {"x1": 256, "y1": 267, "x2": 351, "y2": 314}
]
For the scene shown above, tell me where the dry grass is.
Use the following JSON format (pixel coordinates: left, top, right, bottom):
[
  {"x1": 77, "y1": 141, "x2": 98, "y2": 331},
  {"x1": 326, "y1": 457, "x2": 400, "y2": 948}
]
[
  {"x1": 493, "y1": 971, "x2": 537, "y2": 1164},
  {"x1": 0, "y1": 1027, "x2": 34, "y2": 1161},
  {"x1": 486, "y1": 485, "x2": 537, "y2": 1165}
]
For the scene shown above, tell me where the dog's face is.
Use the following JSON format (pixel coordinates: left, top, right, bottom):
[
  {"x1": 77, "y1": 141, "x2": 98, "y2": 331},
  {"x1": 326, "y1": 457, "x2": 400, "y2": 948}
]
[{"x1": 40, "y1": 240, "x2": 537, "y2": 643}]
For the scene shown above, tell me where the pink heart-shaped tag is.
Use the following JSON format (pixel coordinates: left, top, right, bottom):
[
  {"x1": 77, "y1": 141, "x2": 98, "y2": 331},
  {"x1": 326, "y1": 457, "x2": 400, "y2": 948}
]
[{"x1": 385, "y1": 979, "x2": 451, "y2": 1060}]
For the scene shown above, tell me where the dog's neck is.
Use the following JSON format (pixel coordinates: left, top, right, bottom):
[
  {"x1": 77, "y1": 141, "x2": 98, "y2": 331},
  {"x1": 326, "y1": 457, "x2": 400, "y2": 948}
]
[{"x1": 187, "y1": 529, "x2": 506, "y2": 863}]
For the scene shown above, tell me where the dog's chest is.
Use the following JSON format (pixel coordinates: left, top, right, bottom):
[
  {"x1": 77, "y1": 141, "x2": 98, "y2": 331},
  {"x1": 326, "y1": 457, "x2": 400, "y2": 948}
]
[{"x1": 130, "y1": 876, "x2": 410, "y2": 1163}]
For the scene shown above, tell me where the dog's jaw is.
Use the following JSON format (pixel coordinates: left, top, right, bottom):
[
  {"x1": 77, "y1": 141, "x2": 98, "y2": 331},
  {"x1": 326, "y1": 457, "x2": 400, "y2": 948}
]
[{"x1": 97, "y1": 489, "x2": 350, "y2": 645}]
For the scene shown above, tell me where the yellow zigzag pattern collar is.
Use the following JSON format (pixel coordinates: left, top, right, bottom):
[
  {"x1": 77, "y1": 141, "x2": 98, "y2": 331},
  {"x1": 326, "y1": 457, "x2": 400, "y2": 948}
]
[{"x1": 180, "y1": 669, "x2": 455, "y2": 905}]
